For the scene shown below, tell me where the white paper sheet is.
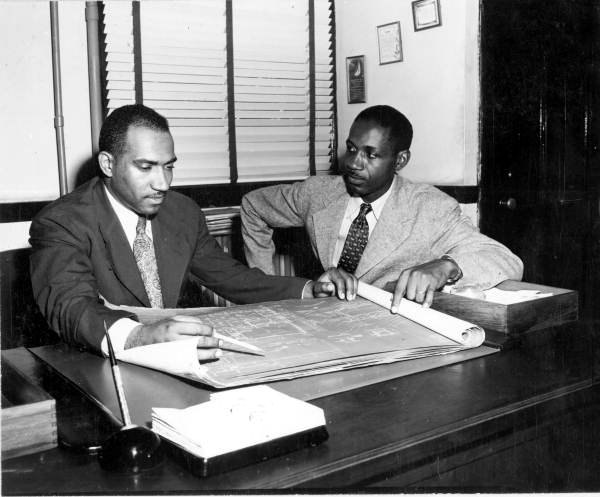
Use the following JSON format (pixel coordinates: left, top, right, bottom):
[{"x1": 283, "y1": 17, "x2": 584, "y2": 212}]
[
  {"x1": 357, "y1": 281, "x2": 485, "y2": 348},
  {"x1": 483, "y1": 288, "x2": 553, "y2": 305}
]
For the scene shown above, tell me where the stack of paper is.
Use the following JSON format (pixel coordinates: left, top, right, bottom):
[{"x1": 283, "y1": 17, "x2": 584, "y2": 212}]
[
  {"x1": 444, "y1": 285, "x2": 554, "y2": 304},
  {"x1": 151, "y1": 385, "x2": 326, "y2": 459},
  {"x1": 483, "y1": 288, "x2": 554, "y2": 304}
]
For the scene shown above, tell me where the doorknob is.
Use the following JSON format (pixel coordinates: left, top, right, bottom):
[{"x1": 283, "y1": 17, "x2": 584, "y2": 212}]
[{"x1": 499, "y1": 198, "x2": 517, "y2": 210}]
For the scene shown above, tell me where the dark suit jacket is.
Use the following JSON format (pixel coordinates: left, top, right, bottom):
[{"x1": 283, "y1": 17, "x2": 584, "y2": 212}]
[{"x1": 30, "y1": 177, "x2": 308, "y2": 353}]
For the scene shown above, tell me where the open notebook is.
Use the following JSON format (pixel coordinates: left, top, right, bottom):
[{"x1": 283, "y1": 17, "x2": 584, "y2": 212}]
[{"x1": 108, "y1": 282, "x2": 487, "y2": 388}]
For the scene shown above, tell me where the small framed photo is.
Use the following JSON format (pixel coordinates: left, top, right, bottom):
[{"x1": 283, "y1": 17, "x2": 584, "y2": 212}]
[
  {"x1": 377, "y1": 22, "x2": 403, "y2": 65},
  {"x1": 346, "y1": 55, "x2": 366, "y2": 104},
  {"x1": 412, "y1": 0, "x2": 442, "y2": 31}
]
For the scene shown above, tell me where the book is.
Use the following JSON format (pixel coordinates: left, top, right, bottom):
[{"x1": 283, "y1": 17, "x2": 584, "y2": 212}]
[{"x1": 108, "y1": 283, "x2": 486, "y2": 388}]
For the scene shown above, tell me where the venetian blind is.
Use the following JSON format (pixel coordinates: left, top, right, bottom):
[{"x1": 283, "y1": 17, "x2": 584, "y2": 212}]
[
  {"x1": 102, "y1": 0, "x2": 334, "y2": 185},
  {"x1": 314, "y1": 0, "x2": 335, "y2": 174},
  {"x1": 103, "y1": 1, "x2": 230, "y2": 185},
  {"x1": 102, "y1": 1, "x2": 134, "y2": 113},
  {"x1": 233, "y1": 0, "x2": 310, "y2": 182}
]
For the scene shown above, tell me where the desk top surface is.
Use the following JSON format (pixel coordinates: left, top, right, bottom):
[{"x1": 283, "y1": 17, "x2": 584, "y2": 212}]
[{"x1": 2, "y1": 320, "x2": 598, "y2": 493}]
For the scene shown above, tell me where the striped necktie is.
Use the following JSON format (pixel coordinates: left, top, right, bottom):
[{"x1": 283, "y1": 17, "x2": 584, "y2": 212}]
[
  {"x1": 133, "y1": 216, "x2": 163, "y2": 308},
  {"x1": 338, "y1": 202, "x2": 372, "y2": 274}
]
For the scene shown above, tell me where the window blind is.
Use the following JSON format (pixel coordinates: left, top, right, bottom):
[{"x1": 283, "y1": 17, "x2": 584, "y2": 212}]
[
  {"x1": 314, "y1": 0, "x2": 335, "y2": 175},
  {"x1": 233, "y1": 0, "x2": 310, "y2": 182},
  {"x1": 103, "y1": 2, "x2": 135, "y2": 111},
  {"x1": 101, "y1": 0, "x2": 335, "y2": 185},
  {"x1": 103, "y1": 1, "x2": 230, "y2": 185}
]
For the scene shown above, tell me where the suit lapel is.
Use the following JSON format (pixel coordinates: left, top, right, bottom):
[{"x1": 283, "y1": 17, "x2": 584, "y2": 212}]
[
  {"x1": 356, "y1": 177, "x2": 413, "y2": 278},
  {"x1": 312, "y1": 188, "x2": 349, "y2": 269},
  {"x1": 95, "y1": 182, "x2": 150, "y2": 306},
  {"x1": 152, "y1": 205, "x2": 188, "y2": 308}
]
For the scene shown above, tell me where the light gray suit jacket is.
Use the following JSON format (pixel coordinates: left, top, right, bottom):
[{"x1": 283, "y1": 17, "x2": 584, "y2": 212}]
[{"x1": 241, "y1": 175, "x2": 523, "y2": 290}]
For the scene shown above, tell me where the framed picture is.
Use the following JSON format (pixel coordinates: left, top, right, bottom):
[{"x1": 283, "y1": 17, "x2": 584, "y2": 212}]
[
  {"x1": 412, "y1": 0, "x2": 442, "y2": 31},
  {"x1": 377, "y1": 22, "x2": 403, "y2": 65},
  {"x1": 346, "y1": 55, "x2": 366, "y2": 104}
]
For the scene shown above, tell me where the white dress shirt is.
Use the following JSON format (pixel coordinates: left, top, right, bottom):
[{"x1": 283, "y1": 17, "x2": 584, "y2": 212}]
[
  {"x1": 332, "y1": 176, "x2": 463, "y2": 284},
  {"x1": 331, "y1": 176, "x2": 396, "y2": 267},
  {"x1": 100, "y1": 186, "x2": 153, "y2": 356}
]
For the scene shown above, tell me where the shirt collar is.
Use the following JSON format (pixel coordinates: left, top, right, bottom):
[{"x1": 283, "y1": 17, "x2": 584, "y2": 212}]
[
  {"x1": 103, "y1": 184, "x2": 146, "y2": 246},
  {"x1": 348, "y1": 175, "x2": 396, "y2": 221}
]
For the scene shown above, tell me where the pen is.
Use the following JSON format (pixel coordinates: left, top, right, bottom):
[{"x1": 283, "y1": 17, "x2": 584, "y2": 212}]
[{"x1": 104, "y1": 321, "x2": 132, "y2": 426}]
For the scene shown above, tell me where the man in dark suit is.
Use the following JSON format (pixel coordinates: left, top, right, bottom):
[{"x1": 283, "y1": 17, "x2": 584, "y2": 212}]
[{"x1": 30, "y1": 104, "x2": 342, "y2": 359}]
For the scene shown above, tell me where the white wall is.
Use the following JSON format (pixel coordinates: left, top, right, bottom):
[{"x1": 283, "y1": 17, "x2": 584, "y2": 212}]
[
  {"x1": 0, "y1": 222, "x2": 31, "y2": 251},
  {"x1": 1, "y1": 3, "x2": 58, "y2": 201},
  {"x1": 0, "y1": 2, "x2": 92, "y2": 203},
  {"x1": 2, "y1": 1, "x2": 481, "y2": 193},
  {"x1": 335, "y1": 0, "x2": 480, "y2": 186},
  {"x1": 59, "y1": 3, "x2": 94, "y2": 193},
  {"x1": 0, "y1": 0, "x2": 480, "y2": 250}
]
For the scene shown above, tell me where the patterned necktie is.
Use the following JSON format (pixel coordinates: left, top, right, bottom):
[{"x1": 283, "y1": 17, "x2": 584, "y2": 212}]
[
  {"x1": 338, "y1": 203, "x2": 372, "y2": 274},
  {"x1": 133, "y1": 216, "x2": 163, "y2": 308}
]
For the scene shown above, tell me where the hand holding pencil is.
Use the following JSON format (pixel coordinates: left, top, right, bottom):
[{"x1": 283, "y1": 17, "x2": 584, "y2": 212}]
[
  {"x1": 123, "y1": 314, "x2": 263, "y2": 361},
  {"x1": 168, "y1": 315, "x2": 264, "y2": 356}
]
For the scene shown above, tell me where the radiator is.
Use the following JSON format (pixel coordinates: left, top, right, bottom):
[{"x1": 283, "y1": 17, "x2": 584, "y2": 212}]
[{"x1": 202, "y1": 207, "x2": 296, "y2": 308}]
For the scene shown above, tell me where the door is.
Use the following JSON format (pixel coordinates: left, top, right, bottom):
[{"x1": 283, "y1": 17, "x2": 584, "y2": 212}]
[{"x1": 479, "y1": 0, "x2": 600, "y2": 319}]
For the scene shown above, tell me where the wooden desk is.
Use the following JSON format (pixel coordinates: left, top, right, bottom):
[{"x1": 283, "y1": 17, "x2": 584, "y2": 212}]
[{"x1": 2, "y1": 321, "x2": 599, "y2": 493}]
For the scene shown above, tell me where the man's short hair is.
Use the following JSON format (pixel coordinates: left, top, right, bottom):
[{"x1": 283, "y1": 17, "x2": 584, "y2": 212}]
[
  {"x1": 354, "y1": 105, "x2": 413, "y2": 153},
  {"x1": 99, "y1": 104, "x2": 170, "y2": 158}
]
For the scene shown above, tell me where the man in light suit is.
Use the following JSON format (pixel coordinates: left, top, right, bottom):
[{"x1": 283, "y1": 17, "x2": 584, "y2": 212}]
[
  {"x1": 30, "y1": 104, "x2": 343, "y2": 358},
  {"x1": 241, "y1": 105, "x2": 524, "y2": 311}
]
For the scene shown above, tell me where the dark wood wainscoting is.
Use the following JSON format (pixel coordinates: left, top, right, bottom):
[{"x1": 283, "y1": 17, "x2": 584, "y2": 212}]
[{"x1": 0, "y1": 249, "x2": 57, "y2": 350}]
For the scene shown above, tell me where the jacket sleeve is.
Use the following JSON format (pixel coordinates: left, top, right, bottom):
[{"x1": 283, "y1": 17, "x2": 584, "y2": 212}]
[
  {"x1": 241, "y1": 182, "x2": 308, "y2": 274},
  {"x1": 429, "y1": 197, "x2": 524, "y2": 289},
  {"x1": 29, "y1": 210, "x2": 134, "y2": 354},
  {"x1": 190, "y1": 208, "x2": 309, "y2": 303}
]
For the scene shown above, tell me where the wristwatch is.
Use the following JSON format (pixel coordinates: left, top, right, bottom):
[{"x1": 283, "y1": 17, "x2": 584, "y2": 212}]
[{"x1": 440, "y1": 254, "x2": 463, "y2": 284}]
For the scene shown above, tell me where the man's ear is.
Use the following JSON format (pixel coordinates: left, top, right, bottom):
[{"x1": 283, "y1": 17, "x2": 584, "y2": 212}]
[
  {"x1": 98, "y1": 151, "x2": 114, "y2": 177},
  {"x1": 395, "y1": 150, "x2": 411, "y2": 172}
]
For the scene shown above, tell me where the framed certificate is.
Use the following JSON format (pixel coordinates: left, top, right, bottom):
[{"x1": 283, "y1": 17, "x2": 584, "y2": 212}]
[
  {"x1": 412, "y1": 0, "x2": 442, "y2": 31},
  {"x1": 377, "y1": 22, "x2": 403, "y2": 65}
]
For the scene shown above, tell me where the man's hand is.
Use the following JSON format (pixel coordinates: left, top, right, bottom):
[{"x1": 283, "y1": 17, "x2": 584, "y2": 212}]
[
  {"x1": 125, "y1": 315, "x2": 221, "y2": 362},
  {"x1": 391, "y1": 258, "x2": 460, "y2": 312},
  {"x1": 303, "y1": 267, "x2": 358, "y2": 300}
]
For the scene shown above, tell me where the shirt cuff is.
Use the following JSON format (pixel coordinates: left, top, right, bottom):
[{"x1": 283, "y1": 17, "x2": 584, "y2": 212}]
[
  {"x1": 440, "y1": 254, "x2": 463, "y2": 284},
  {"x1": 301, "y1": 280, "x2": 314, "y2": 299},
  {"x1": 100, "y1": 318, "x2": 141, "y2": 357}
]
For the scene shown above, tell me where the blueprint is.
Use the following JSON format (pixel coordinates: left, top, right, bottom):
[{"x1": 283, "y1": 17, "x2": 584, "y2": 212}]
[{"x1": 114, "y1": 284, "x2": 484, "y2": 388}]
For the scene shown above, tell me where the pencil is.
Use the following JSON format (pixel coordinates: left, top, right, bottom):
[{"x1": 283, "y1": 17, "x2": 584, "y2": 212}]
[{"x1": 214, "y1": 331, "x2": 265, "y2": 356}]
